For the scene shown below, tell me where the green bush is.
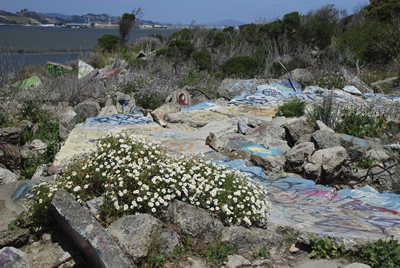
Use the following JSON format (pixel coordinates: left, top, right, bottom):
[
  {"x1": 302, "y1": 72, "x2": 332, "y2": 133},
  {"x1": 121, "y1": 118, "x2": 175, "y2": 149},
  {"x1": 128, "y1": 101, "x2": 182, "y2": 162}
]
[
  {"x1": 169, "y1": 28, "x2": 192, "y2": 41},
  {"x1": 155, "y1": 47, "x2": 171, "y2": 57},
  {"x1": 308, "y1": 235, "x2": 346, "y2": 259},
  {"x1": 128, "y1": 58, "x2": 148, "y2": 69},
  {"x1": 168, "y1": 40, "x2": 196, "y2": 59},
  {"x1": 220, "y1": 56, "x2": 260, "y2": 78},
  {"x1": 273, "y1": 98, "x2": 306, "y2": 118},
  {"x1": 335, "y1": 106, "x2": 387, "y2": 138},
  {"x1": 21, "y1": 133, "x2": 271, "y2": 231},
  {"x1": 192, "y1": 50, "x2": 212, "y2": 72},
  {"x1": 308, "y1": 93, "x2": 342, "y2": 129},
  {"x1": 96, "y1": 34, "x2": 125, "y2": 52}
]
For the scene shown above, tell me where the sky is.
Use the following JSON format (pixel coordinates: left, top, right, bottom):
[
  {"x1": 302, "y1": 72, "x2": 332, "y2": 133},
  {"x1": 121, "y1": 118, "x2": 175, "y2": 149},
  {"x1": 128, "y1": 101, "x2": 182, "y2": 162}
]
[{"x1": 2, "y1": 0, "x2": 368, "y2": 25}]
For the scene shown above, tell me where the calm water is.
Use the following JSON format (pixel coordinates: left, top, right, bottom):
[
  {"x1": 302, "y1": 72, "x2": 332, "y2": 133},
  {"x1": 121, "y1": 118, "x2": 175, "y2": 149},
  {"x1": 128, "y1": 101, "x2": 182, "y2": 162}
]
[{"x1": 0, "y1": 26, "x2": 179, "y2": 72}]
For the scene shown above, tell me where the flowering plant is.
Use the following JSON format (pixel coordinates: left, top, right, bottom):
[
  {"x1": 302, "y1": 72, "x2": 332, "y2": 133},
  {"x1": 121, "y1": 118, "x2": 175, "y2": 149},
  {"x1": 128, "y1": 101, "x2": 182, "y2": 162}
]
[{"x1": 22, "y1": 133, "x2": 271, "y2": 230}]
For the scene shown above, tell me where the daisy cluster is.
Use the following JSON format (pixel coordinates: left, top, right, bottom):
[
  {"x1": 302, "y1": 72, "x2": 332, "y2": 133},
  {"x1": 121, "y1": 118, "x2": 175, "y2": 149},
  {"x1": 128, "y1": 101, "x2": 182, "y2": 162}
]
[{"x1": 26, "y1": 133, "x2": 271, "y2": 229}]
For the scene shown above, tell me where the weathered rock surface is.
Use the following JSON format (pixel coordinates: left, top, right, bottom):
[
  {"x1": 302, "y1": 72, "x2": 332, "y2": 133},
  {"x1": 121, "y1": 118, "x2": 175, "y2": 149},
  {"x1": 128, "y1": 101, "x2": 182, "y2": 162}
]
[
  {"x1": 74, "y1": 100, "x2": 101, "y2": 119},
  {"x1": 285, "y1": 142, "x2": 315, "y2": 173},
  {"x1": 0, "y1": 127, "x2": 24, "y2": 145},
  {"x1": 0, "y1": 229, "x2": 30, "y2": 248},
  {"x1": 0, "y1": 167, "x2": 20, "y2": 184},
  {"x1": 0, "y1": 247, "x2": 31, "y2": 268},
  {"x1": 284, "y1": 117, "x2": 314, "y2": 146}
]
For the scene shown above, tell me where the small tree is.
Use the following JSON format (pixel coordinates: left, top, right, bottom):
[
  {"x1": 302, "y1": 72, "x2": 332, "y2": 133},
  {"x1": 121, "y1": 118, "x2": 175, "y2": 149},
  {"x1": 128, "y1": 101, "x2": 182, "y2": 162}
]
[{"x1": 119, "y1": 13, "x2": 136, "y2": 40}]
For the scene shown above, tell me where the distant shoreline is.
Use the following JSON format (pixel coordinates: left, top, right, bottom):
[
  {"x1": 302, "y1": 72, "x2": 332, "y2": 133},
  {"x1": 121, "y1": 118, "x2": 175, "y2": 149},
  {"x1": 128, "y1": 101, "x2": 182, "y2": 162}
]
[{"x1": 0, "y1": 49, "x2": 93, "y2": 55}]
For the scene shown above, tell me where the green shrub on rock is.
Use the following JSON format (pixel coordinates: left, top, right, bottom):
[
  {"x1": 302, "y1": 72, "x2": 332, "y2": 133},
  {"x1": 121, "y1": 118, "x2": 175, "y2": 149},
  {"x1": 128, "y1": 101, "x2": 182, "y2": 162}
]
[
  {"x1": 20, "y1": 133, "x2": 271, "y2": 231},
  {"x1": 273, "y1": 98, "x2": 306, "y2": 118},
  {"x1": 96, "y1": 34, "x2": 125, "y2": 52},
  {"x1": 220, "y1": 56, "x2": 261, "y2": 78}
]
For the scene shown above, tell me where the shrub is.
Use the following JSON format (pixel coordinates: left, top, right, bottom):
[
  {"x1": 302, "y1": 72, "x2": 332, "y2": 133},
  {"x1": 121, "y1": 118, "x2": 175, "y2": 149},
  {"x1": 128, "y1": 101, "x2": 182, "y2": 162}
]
[
  {"x1": 168, "y1": 40, "x2": 196, "y2": 59},
  {"x1": 169, "y1": 28, "x2": 192, "y2": 41},
  {"x1": 273, "y1": 98, "x2": 306, "y2": 118},
  {"x1": 220, "y1": 56, "x2": 260, "y2": 78},
  {"x1": 96, "y1": 34, "x2": 125, "y2": 52},
  {"x1": 192, "y1": 50, "x2": 212, "y2": 72},
  {"x1": 136, "y1": 36, "x2": 163, "y2": 54},
  {"x1": 308, "y1": 235, "x2": 346, "y2": 259},
  {"x1": 20, "y1": 133, "x2": 271, "y2": 231},
  {"x1": 128, "y1": 58, "x2": 148, "y2": 69},
  {"x1": 335, "y1": 106, "x2": 387, "y2": 138},
  {"x1": 308, "y1": 91, "x2": 342, "y2": 129},
  {"x1": 155, "y1": 47, "x2": 171, "y2": 58}
]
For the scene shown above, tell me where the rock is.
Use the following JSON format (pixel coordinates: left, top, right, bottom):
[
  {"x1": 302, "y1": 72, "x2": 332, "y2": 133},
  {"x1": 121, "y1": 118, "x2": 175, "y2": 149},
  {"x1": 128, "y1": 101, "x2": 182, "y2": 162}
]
[
  {"x1": 284, "y1": 117, "x2": 314, "y2": 146},
  {"x1": 0, "y1": 127, "x2": 24, "y2": 145},
  {"x1": 73, "y1": 100, "x2": 101, "y2": 119},
  {"x1": 289, "y1": 243, "x2": 300, "y2": 253},
  {"x1": 343, "y1": 85, "x2": 362, "y2": 95},
  {"x1": 387, "y1": 87, "x2": 400, "y2": 97},
  {"x1": 158, "y1": 229, "x2": 179, "y2": 254},
  {"x1": 51, "y1": 189, "x2": 133, "y2": 268},
  {"x1": 370, "y1": 77, "x2": 398, "y2": 92},
  {"x1": 217, "y1": 79, "x2": 266, "y2": 100},
  {"x1": 247, "y1": 123, "x2": 286, "y2": 140},
  {"x1": 258, "y1": 137, "x2": 291, "y2": 153},
  {"x1": 237, "y1": 120, "x2": 247, "y2": 135},
  {"x1": 226, "y1": 254, "x2": 251, "y2": 268},
  {"x1": 151, "y1": 103, "x2": 181, "y2": 125},
  {"x1": 311, "y1": 130, "x2": 342, "y2": 149},
  {"x1": 221, "y1": 226, "x2": 285, "y2": 258},
  {"x1": 172, "y1": 90, "x2": 191, "y2": 106},
  {"x1": 187, "y1": 256, "x2": 208, "y2": 268},
  {"x1": 0, "y1": 247, "x2": 31, "y2": 268},
  {"x1": 249, "y1": 152, "x2": 286, "y2": 178},
  {"x1": 56, "y1": 106, "x2": 77, "y2": 131},
  {"x1": 285, "y1": 142, "x2": 315, "y2": 173},
  {"x1": 0, "y1": 167, "x2": 20, "y2": 184},
  {"x1": 307, "y1": 146, "x2": 348, "y2": 183},
  {"x1": 191, "y1": 94, "x2": 209, "y2": 106},
  {"x1": 58, "y1": 124, "x2": 70, "y2": 141},
  {"x1": 0, "y1": 229, "x2": 30, "y2": 248},
  {"x1": 85, "y1": 196, "x2": 104, "y2": 215},
  {"x1": 303, "y1": 160, "x2": 323, "y2": 181},
  {"x1": 0, "y1": 143, "x2": 21, "y2": 159},
  {"x1": 31, "y1": 164, "x2": 48, "y2": 182},
  {"x1": 115, "y1": 92, "x2": 135, "y2": 114},
  {"x1": 314, "y1": 120, "x2": 334, "y2": 133},
  {"x1": 206, "y1": 133, "x2": 229, "y2": 152},
  {"x1": 342, "y1": 68, "x2": 373, "y2": 93},
  {"x1": 99, "y1": 105, "x2": 118, "y2": 116},
  {"x1": 343, "y1": 263, "x2": 372, "y2": 268},
  {"x1": 366, "y1": 149, "x2": 390, "y2": 163},
  {"x1": 165, "y1": 200, "x2": 224, "y2": 244},
  {"x1": 27, "y1": 139, "x2": 47, "y2": 154},
  {"x1": 108, "y1": 214, "x2": 162, "y2": 263}
]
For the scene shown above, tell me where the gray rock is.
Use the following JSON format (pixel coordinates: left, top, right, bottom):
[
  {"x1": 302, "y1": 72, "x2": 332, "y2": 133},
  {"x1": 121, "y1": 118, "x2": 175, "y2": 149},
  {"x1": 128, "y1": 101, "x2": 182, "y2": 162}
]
[
  {"x1": 258, "y1": 137, "x2": 291, "y2": 153},
  {"x1": 206, "y1": 133, "x2": 229, "y2": 152},
  {"x1": 249, "y1": 152, "x2": 286, "y2": 178},
  {"x1": 165, "y1": 200, "x2": 224, "y2": 244},
  {"x1": 238, "y1": 120, "x2": 247, "y2": 135},
  {"x1": 27, "y1": 139, "x2": 47, "y2": 154},
  {"x1": 217, "y1": 79, "x2": 266, "y2": 100},
  {"x1": 58, "y1": 123, "x2": 70, "y2": 141},
  {"x1": 56, "y1": 107, "x2": 77, "y2": 132},
  {"x1": 284, "y1": 117, "x2": 314, "y2": 146},
  {"x1": 108, "y1": 214, "x2": 162, "y2": 262},
  {"x1": 187, "y1": 256, "x2": 208, "y2": 268},
  {"x1": 226, "y1": 254, "x2": 251, "y2": 268},
  {"x1": 99, "y1": 105, "x2": 118, "y2": 116},
  {"x1": 366, "y1": 149, "x2": 390, "y2": 163},
  {"x1": 85, "y1": 196, "x2": 104, "y2": 215},
  {"x1": 115, "y1": 93, "x2": 135, "y2": 114},
  {"x1": 158, "y1": 229, "x2": 179, "y2": 254},
  {"x1": 151, "y1": 103, "x2": 181, "y2": 125},
  {"x1": 221, "y1": 226, "x2": 285, "y2": 258},
  {"x1": 314, "y1": 120, "x2": 334, "y2": 133},
  {"x1": 285, "y1": 142, "x2": 315, "y2": 173},
  {"x1": 304, "y1": 161, "x2": 323, "y2": 182},
  {"x1": 31, "y1": 164, "x2": 48, "y2": 182},
  {"x1": 0, "y1": 167, "x2": 20, "y2": 185},
  {"x1": 0, "y1": 229, "x2": 30, "y2": 248},
  {"x1": 342, "y1": 68, "x2": 373, "y2": 93},
  {"x1": 0, "y1": 247, "x2": 31, "y2": 268},
  {"x1": 51, "y1": 189, "x2": 133, "y2": 268},
  {"x1": 278, "y1": 68, "x2": 311, "y2": 81},
  {"x1": 74, "y1": 100, "x2": 101, "y2": 119},
  {"x1": 311, "y1": 130, "x2": 342, "y2": 149},
  {"x1": 0, "y1": 127, "x2": 24, "y2": 145},
  {"x1": 247, "y1": 123, "x2": 286, "y2": 140}
]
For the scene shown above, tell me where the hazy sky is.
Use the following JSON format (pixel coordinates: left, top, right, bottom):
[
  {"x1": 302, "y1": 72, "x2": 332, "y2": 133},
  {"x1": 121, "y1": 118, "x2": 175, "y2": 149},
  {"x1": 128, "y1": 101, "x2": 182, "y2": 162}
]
[{"x1": 2, "y1": 0, "x2": 367, "y2": 24}]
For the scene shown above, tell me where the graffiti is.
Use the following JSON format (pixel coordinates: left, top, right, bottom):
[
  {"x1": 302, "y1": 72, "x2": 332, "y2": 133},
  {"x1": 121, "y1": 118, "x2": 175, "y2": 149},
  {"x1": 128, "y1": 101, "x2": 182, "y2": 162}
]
[
  {"x1": 227, "y1": 106, "x2": 276, "y2": 116},
  {"x1": 225, "y1": 80, "x2": 258, "y2": 93},
  {"x1": 96, "y1": 69, "x2": 116, "y2": 79},
  {"x1": 46, "y1": 61, "x2": 72, "y2": 77},
  {"x1": 172, "y1": 90, "x2": 190, "y2": 106},
  {"x1": 165, "y1": 141, "x2": 194, "y2": 152},
  {"x1": 84, "y1": 114, "x2": 154, "y2": 126},
  {"x1": 228, "y1": 92, "x2": 281, "y2": 106},
  {"x1": 226, "y1": 141, "x2": 283, "y2": 157},
  {"x1": 119, "y1": 217, "x2": 145, "y2": 238},
  {"x1": 182, "y1": 101, "x2": 220, "y2": 112},
  {"x1": 339, "y1": 200, "x2": 399, "y2": 215},
  {"x1": 78, "y1": 60, "x2": 96, "y2": 79},
  {"x1": 8, "y1": 181, "x2": 37, "y2": 210}
]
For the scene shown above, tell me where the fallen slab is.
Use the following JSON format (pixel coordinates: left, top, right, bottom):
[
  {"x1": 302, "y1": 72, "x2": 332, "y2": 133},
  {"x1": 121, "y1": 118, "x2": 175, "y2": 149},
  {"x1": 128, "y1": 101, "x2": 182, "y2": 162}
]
[{"x1": 52, "y1": 189, "x2": 133, "y2": 268}]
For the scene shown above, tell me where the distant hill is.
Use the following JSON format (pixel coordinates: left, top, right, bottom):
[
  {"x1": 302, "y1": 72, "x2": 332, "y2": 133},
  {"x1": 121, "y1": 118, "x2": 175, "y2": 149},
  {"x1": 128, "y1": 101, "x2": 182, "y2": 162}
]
[
  {"x1": 0, "y1": 9, "x2": 63, "y2": 25},
  {"x1": 202, "y1": 19, "x2": 247, "y2": 27},
  {"x1": 38, "y1": 12, "x2": 71, "y2": 20}
]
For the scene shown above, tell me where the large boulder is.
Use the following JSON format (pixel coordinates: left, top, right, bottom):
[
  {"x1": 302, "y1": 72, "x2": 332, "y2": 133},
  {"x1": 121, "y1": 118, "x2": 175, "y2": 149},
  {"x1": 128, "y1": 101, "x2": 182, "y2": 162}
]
[
  {"x1": 311, "y1": 130, "x2": 342, "y2": 149},
  {"x1": 0, "y1": 247, "x2": 31, "y2": 268},
  {"x1": 217, "y1": 79, "x2": 266, "y2": 100},
  {"x1": 0, "y1": 229, "x2": 30, "y2": 248},
  {"x1": 247, "y1": 123, "x2": 286, "y2": 140},
  {"x1": 285, "y1": 142, "x2": 315, "y2": 173},
  {"x1": 0, "y1": 167, "x2": 20, "y2": 184},
  {"x1": 73, "y1": 100, "x2": 101, "y2": 119},
  {"x1": 115, "y1": 92, "x2": 135, "y2": 114},
  {"x1": 0, "y1": 127, "x2": 24, "y2": 145},
  {"x1": 284, "y1": 116, "x2": 314, "y2": 147},
  {"x1": 249, "y1": 152, "x2": 286, "y2": 178},
  {"x1": 221, "y1": 226, "x2": 285, "y2": 258},
  {"x1": 165, "y1": 200, "x2": 224, "y2": 244},
  {"x1": 108, "y1": 214, "x2": 162, "y2": 263}
]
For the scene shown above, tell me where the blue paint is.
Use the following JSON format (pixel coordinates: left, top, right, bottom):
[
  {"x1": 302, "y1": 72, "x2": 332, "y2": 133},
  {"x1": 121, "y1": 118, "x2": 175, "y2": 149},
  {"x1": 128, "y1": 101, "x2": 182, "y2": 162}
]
[
  {"x1": 222, "y1": 159, "x2": 247, "y2": 169},
  {"x1": 182, "y1": 101, "x2": 220, "y2": 112},
  {"x1": 84, "y1": 114, "x2": 154, "y2": 126},
  {"x1": 241, "y1": 166, "x2": 265, "y2": 178},
  {"x1": 336, "y1": 134, "x2": 368, "y2": 147},
  {"x1": 227, "y1": 141, "x2": 284, "y2": 157},
  {"x1": 15, "y1": 184, "x2": 28, "y2": 199}
]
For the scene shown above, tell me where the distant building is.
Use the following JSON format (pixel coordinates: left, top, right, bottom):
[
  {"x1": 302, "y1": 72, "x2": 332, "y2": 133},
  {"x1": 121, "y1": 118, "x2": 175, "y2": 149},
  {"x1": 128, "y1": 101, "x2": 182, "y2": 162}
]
[
  {"x1": 64, "y1": 23, "x2": 88, "y2": 28},
  {"x1": 153, "y1": 24, "x2": 167, "y2": 29}
]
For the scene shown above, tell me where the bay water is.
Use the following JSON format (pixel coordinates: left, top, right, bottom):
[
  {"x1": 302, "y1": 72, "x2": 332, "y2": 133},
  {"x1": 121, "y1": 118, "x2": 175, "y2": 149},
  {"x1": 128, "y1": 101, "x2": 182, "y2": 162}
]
[{"x1": 0, "y1": 26, "x2": 179, "y2": 72}]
